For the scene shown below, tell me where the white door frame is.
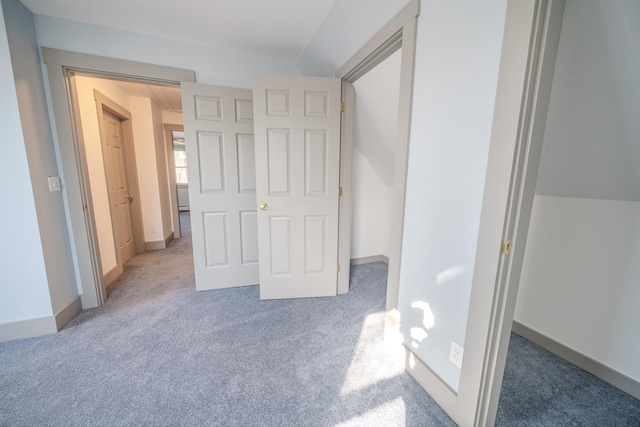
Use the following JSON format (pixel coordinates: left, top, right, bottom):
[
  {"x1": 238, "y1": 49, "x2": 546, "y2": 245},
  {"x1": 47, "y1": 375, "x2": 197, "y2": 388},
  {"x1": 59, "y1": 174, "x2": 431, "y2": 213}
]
[
  {"x1": 473, "y1": 1, "x2": 565, "y2": 424},
  {"x1": 335, "y1": 0, "x2": 564, "y2": 425},
  {"x1": 164, "y1": 124, "x2": 184, "y2": 239},
  {"x1": 41, "y1": 48, "x2": 195, "y2": 308},
  {"x1": 94, "y1": 90, "x2": 145, "y2": 286},
  {"x1": 335, "y1": 0, "x2": 419, "y2": 299}
]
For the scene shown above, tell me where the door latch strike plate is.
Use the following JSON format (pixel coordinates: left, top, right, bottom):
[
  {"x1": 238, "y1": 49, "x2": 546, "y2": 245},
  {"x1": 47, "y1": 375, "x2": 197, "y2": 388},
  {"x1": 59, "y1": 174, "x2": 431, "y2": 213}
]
[{"x1": 502, "y1": 240, "x2": 512, "y2": 255}]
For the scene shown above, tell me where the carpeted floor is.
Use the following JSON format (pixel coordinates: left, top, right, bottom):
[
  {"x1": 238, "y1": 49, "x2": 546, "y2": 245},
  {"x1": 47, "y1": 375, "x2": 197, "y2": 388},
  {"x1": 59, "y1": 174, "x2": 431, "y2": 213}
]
[{"x1": 0, "y1": 213, "x2": 638, "y2": 426}]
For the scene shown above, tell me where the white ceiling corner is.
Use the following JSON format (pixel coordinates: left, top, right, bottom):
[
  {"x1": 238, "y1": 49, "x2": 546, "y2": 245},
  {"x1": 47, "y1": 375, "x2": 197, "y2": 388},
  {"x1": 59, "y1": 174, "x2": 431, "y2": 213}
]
[{"x1": 19, "y1": 0, "x2": 337, "y2": 63}]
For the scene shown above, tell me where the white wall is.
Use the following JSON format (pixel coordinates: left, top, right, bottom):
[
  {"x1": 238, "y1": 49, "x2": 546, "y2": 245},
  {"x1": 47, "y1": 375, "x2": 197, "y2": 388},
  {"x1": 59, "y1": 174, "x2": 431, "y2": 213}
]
[
  {"x1": 296, "y1": 0, "x2": 410, "y2": 77},
  {"x1": 34, "y1": 15, "x2": 299, "y2": 88},
  {"x1": 515, "y1": 0, "x2": 640, "y2": 383},
  {"x1": 162, "y1": 110, "x2": 183, "y2": 125},
  {"x1": 350, "y1": 148, "x2": 392, "y2": 259},
  {"x1": 397, "y1": 1, "x2": 508, "y2": 391},
  {"x1": 75, "y1": 76, "x2": 131, "y2": 272},
  {"x1": 299, "y1": 0, "x2": 510, "y2": 391},
  {"x1": 151, "y1": 98, "x2": 173, "y2": 240},
  {"x1": 534, "y1": 0, "x2": 640, "y2": 202},
  {"x1": 516, "y1": 196, "x2": 640, "y2": 381},
  {"x1": 0, "y1": 0, "x2": 54, "y2": 327},
  {"x1": 129, "y1": 96, "x2": 168, "y2": 243},
  {"x1": 1, "y1": 0, "x2": 81, "y2": 334},
  {"x1": 349, "y1": 48, "x2": 401, "y2": 259}
]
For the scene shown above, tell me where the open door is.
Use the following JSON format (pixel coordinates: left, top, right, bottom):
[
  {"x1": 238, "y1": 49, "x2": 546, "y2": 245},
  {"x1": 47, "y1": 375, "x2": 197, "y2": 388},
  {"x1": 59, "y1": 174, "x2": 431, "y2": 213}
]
[
  {"x1": 253, "y1": 75, "x2": 342, "y2": 299},
  {"x1": 181, "y1": 82, "x2": 259, "y2": 291}
]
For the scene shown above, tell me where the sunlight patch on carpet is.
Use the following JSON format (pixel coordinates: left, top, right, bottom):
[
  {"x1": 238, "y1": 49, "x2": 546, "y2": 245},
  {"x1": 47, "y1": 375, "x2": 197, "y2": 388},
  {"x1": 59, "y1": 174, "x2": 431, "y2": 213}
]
[
  {"x1": 340, "y1": 312, "x2": 405, "y2": 396},
  {"x1": 335, "y1": 396, "x2": 406, "y2": 427}
]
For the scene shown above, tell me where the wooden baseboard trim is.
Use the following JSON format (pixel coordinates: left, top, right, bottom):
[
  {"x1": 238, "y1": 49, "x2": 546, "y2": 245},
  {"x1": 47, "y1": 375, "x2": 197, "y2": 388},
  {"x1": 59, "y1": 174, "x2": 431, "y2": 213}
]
[
  {"x1": 350, "y1": 255, "x2": 389, "y2": 265},
  {"x1": 103, "y1": 264, "x2": 123, "y2": 287},
  {"x1": 512, "y1": 321, "x2": 640, "y2": 399},
  {"x1": 164, "y1": 232, "x2": 174, "y2": 247},
  {"x1": 0, "y1": 315, "x2": 57, "y2": 343},
  {"x1": 54, "y1": 296, "x2": 82, "y2": 331}
]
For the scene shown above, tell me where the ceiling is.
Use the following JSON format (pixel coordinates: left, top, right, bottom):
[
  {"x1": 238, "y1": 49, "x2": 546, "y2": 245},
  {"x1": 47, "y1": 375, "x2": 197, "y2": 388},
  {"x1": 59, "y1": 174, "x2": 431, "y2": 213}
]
[
  {"x1": 19, "y1": 0, "x2": 337, "y2": 64},
  {"x1": 111, "y1": 80, "x2": 182, "y2": 112}
]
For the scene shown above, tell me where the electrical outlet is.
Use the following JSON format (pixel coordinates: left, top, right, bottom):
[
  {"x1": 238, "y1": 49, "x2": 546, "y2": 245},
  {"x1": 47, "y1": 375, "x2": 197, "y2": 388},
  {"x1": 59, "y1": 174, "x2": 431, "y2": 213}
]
[{"x1": 450, "y1": 341, "x2": 464, "y2": 369}]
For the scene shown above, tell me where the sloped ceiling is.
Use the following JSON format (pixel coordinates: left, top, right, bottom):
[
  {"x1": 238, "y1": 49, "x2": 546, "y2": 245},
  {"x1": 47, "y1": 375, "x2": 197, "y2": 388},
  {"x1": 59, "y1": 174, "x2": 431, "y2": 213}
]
[
  {"x1": 19, "y1": 0, "x2": 336, "y2": 63},
  {"x1": 352, "y1": 49, "x2": 402, "y2": 187}
]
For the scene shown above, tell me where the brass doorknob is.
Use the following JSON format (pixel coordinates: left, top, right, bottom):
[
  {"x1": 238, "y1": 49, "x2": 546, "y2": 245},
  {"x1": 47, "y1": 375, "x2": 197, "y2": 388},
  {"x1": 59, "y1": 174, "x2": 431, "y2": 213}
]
[
  {"x1": 126, "y1": 194, "x2": 133, "y2": 201},
  {"x1": 259, "y1": 202, "x2": 268, "y2": 211}
]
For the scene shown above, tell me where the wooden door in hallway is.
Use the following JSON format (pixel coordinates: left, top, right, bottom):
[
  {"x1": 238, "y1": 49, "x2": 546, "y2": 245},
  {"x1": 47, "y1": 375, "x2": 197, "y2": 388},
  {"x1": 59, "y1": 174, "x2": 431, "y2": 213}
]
[{"x1": 102, "y1": 109, "x2": 136, "y2": 264}]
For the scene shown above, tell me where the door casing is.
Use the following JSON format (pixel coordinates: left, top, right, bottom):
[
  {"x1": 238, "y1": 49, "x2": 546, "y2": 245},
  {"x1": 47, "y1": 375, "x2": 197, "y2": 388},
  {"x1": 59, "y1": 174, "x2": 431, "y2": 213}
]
[
  {"x1": 164, "y1": 124, "x2": 184, "y2": 239},
  {"x1": 42, "y1": 47, "x2": 195, "y2": 308},
  {"x1": 94, "y1": 90, "x2": 144, "y2": 288}
]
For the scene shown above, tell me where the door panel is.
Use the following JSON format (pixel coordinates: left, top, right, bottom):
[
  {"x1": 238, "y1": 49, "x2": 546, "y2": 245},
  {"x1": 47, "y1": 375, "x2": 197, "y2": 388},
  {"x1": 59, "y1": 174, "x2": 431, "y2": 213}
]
[
  {"x1": 103, "y1": 110, "x2": 135, "y2": 264},
  {"x1": 182, "y1": 82, "x2": 259, "y2": 290},
  {"x1": 253, "y1": 75, "x2": 342, "y2": 299}
]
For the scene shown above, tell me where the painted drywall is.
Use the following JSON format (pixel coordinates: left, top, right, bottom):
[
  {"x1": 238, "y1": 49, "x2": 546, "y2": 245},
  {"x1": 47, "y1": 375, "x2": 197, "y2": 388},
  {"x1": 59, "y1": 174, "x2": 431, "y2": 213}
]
[
  {"x1": 297, "y1": 0, "x2": 510, "y2": 391},
  {"x1": 129, "y1": 96, "x2": 167, "y2": 243},
  {"x1": 350, "y1": 148, "x2": 392, "y2": 259},
  {"x1": 33, "y1": 15, "x2": 299, "y2": 89},
  {"x1": 396, "y1": 1, "x2": 508, "y2": 391},
  {"x1": 151, "y1": 98, "x2": 173, "y2": 240},
  {"x1": 515, "y1": 0, "x2": 640, "y2": 383},
  {"x1": 162, "y1": 110, "x2": 183, "y2": 125},
  {"x1": 0, "y1": 0, "x2": 54, "y2": 325},
  {"x1": 74, "y1": 76, "x2": 131, "y2": 273},
  {"x1": 349, "y1": 48, "x2": 401, "y2": 259},
  {"x1": 296, "y1": 0, "x2": 410, "y2": 77},
  {"x1": 535, "y1": 0, "x2": 640, "y2": 202},
  {"x1": 515, "y1": 196, "x2": 640, "y2": 381},
  {"x1": 177, "y1": 186, "x2": 190, "y2": 209},
  {"x1": 352, "y1": 48, "x2": 400, "y2": 187}
]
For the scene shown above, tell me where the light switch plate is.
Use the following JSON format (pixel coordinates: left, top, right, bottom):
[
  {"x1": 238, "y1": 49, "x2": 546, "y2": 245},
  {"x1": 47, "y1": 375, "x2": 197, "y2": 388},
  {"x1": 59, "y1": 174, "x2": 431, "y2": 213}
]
[{"x1": 48, "y1": 176, "x2": 61, "y2": 192}]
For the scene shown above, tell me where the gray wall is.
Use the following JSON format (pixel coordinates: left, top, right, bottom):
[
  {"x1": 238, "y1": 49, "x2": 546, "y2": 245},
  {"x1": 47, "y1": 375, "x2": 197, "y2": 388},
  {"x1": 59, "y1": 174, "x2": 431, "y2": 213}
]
[
  {"x1": 0, "y1": 0, "x2": 78, "y2": 336},
  {"x1": 515, "y1": 0, "x2": 640, "y2": 382},
  {"x1": 535, "y1": 0, "x2": 640, "y2": 202}
]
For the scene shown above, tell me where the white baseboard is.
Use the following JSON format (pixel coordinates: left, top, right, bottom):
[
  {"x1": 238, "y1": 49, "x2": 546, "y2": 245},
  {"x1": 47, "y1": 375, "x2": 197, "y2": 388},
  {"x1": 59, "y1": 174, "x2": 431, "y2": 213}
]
[
  {"x1": 512, "y1": 321, "x2": 640, "y2": 399},
  {"x1": 350, "y1": 255, "x2": 389, "y2": 265},
  {"x1": 103, "y1": 264, "x2": 123, "y2": 287},
  {"x1": 0, "y1": 296, "x2": 82, "y2": 343},
  {"x1": 54, "y1": 296, "x2": 82, "y2": 331},
  {"x1": 0, "y1": 315, "x2": 57, "y2": 343},
  {"x1": 145, "y1": 232, "x2": 174, "y2": 251}
]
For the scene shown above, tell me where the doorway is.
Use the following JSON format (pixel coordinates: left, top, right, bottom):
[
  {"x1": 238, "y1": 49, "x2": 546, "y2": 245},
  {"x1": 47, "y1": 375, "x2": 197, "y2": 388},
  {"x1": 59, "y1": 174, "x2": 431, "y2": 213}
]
[
  {"x1": 348, "y1": 48, "x2": 402, "y2": 268},
  {"x1": 164, "y1": 125, "x2": 187, "y2": 239},
  {"x1": 93, "y1": 91, "x2": 143, "y2": 287},
  {"x1": 72, "y1": 75, "x2": 184, "y2": 291},
  {"x1": 42, "y1": 47, "x2": 195, "y2": 307}
]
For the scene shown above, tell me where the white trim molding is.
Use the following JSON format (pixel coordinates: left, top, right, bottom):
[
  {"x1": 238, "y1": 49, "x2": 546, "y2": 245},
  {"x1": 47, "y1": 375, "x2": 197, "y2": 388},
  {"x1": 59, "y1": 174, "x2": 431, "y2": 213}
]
[
  {"x1": 350, "y1": 255, "x2": 389, "y2": 265},
  {"x1": 513, "y1": 321, "x2": 640, "y2": 400}
]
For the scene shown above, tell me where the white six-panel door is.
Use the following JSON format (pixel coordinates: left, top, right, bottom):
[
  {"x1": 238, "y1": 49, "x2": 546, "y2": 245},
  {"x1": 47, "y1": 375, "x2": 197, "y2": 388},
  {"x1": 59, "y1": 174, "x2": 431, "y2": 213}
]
[
  {"x1": 253, "y1": 75, "x2": 342, "y2": 299},
  {"x1": 181, "y1": 82, "x2": 259, "y2": 290}
]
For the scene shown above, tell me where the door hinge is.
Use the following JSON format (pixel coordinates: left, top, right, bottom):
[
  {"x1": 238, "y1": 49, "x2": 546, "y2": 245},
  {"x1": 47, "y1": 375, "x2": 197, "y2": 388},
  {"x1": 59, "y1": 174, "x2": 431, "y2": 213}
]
[
  {"x1": 502, "y1": 240, "x2": 512, "y2": 255},
  {"x1": 337, "y1": 262, "x2": 341, "y2": 272},
  {"x1": 340, "y1": 101, "x2": 345, "y2": 113},
  {"x1": 339, "y1": 186, "x2": 343, "y2": 197}
]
